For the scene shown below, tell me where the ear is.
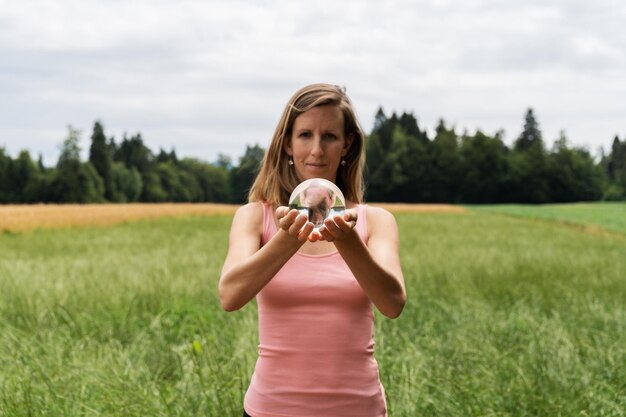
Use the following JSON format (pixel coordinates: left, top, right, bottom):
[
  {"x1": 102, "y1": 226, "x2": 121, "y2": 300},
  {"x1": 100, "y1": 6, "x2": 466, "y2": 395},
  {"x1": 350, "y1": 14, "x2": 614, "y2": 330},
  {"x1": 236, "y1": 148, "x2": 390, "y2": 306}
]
[
  {"x1": 341, "y1": 133, "x2": 354, "y2": 157},
  {"x1": 283, "y1": 137, "x2": 293, "y2": 156}
]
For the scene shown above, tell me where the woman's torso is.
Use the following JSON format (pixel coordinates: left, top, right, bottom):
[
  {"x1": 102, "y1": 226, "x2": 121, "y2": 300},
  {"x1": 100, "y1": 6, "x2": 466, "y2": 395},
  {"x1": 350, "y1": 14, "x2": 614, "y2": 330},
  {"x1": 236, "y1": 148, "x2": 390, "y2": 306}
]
[{"x1": 243, "y1": 203, "x2": 387, "y2": 417}]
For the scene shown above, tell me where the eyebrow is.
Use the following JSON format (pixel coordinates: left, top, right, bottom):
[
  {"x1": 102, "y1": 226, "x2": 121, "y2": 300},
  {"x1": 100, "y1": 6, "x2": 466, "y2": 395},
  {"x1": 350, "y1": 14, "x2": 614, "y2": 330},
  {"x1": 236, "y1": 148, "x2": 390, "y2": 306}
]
[{"x1": 294, "y1": 127, "x2": 340, "y2": 134}]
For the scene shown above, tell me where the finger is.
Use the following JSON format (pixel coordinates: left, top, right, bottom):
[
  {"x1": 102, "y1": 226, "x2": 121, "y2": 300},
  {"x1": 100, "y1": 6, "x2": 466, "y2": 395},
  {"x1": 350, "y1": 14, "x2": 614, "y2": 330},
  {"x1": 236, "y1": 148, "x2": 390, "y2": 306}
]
[
  {"x1": 318, "y1": 226, "x2": 334, "y2": 242},
  {"x1": 299, "y1": 222, "x2": 315, "y2": 241},
  {"x1": 325, "y1": 217, "x2": 340, "y2": 231},
  {"x1": 322, "y1": 218, "x2": 341, "y2": 237},
  {"x1": 288, "y1": 213, "x2": 308, "y2": 235},
  {"x1": 278, "y1": 209, "x2": 299, "y2": 230},
  {"x1": 334, "y1": 215, "x2": 355, "y2": 233},
  {"x1": 307, "y1": 228, "x2": 322, "y2": 242},
  {"x1": 343, "y1": 209, "x2": 358, "y2": 224},
  {"x1": 275, "y1": 206, "x2": 290, "y2": 220}
]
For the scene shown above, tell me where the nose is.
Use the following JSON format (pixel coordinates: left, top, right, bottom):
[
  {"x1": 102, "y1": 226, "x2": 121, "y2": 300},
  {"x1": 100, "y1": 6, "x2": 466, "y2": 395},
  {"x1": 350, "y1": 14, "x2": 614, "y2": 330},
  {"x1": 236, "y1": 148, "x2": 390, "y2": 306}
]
[{"x1": 310, "y1": 137, "x2": 324, "y2": 156}]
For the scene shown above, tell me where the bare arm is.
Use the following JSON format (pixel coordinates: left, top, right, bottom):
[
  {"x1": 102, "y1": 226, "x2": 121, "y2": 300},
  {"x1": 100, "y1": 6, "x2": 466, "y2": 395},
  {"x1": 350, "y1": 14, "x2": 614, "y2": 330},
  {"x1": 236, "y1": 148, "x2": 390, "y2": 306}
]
[
  {"x1": 319, "y1": 206, "x2": 406, "y2": 318},
  {"x1": 218, "y1": 203, "x2": 314, "y2": 311}
]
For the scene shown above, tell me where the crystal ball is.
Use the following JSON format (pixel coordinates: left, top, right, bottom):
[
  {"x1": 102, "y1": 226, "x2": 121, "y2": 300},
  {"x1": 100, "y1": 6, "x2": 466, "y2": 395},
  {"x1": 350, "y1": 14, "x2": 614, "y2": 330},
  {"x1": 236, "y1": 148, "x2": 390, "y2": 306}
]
[{"x1": 288, "y1": 178, "x2": 346, "y2": 231}]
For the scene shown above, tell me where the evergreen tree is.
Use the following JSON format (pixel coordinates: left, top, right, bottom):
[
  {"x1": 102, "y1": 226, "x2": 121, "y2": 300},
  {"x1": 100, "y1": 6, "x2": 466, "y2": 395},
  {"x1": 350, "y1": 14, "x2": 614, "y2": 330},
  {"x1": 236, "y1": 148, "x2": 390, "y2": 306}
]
[
  {"x1": 230, "y1": 144, "x2": 264, "y2": 203},
  {"x1": 393, "y1": 126, "x2": 431, "y2": 202},
  {"x1": 372, "y1": 107, "x2": 387, "y2": 135},
  {"x1": 114, "y1": 133, "x2": 154, "y2": 173},
  {"x1": 610, "y1": 136, "x2": 625, "y2": 180},
  {"x1": 58, "y1": 126, "x2": 82, "y2": 168},
  {"x1": 37, "y1": 154, "x2": 45, "y2": 171},
  {"x1": 141, "y1": 170, "x2": 167, "y2": 202},
  {"x1": 0, "y1": 148, "x2": 13, "y2": 202},
  {"x1": 459, "y1": 130, "x2": 510, "y2": 203},
  {"x1": 114, "y1": 133, "x2": 164, "y2": 201},
  {"x1": 107, "y1": 137, "x2": 118, "y2": 161},
  {"x1": 371, "y1": 108, "x2": 395, "y2": 150},
  {"x1": 216, "y1": 154, "x2": 232, "y2": 170},
  {"x1": 429, "y1": 120, "x2": 461, "y2": 202},
  {"x1": 181, "y1": 158, "x2": 231, "y2": 202},
  {"x1": 89, "y1": 121, "x2": 114, "y2": 200},
  {"x1": 366, "y1": 111, "x2": 431, "y2": 202},
  {"x1": 52, "y1": 126, "x2": 105, "y2": 203},
  {"x1": 366, "y1": 125, "x2": 430, "y2": 202},
  {"x1": 157, "y1": 148, "x2": 179, "y2": 165},
  {"x1": 109, "y1": 162, "x2": 142, "y2": 202},
  {"x1": 156, "y1": 161, "x2": 201, "y2": 202},
  {"x1": 604, "y1": 135, "x2": 626, "y2": 200},
  {"x1": 366, "y1": 128, "x2": 408, "y2": 201},
  {"x1": 12, "y1": 150, "x2": 40, "y2": 202},
  {"x1": 509, "y1": 109, "x2": 549, "y2": 202},
  {"x1": 364, "y1": 131, "x2": 386, "y2": 200},
  {"x1": 514, "y1": 108, "x2": 543, "y2": 151},
  {"x1": 399, "y1": 112, "x2": 427, "y2": 142},
  {"x1": 546, "y1": 131, "x2": 604, "y2": 202}
]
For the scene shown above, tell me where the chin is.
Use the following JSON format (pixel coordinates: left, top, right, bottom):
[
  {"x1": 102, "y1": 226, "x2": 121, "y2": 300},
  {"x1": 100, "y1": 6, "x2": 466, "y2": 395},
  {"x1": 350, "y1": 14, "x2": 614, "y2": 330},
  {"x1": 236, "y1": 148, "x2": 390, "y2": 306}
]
[{"x1": 296, "y1": 167, "x2": 338, "y2": 183}]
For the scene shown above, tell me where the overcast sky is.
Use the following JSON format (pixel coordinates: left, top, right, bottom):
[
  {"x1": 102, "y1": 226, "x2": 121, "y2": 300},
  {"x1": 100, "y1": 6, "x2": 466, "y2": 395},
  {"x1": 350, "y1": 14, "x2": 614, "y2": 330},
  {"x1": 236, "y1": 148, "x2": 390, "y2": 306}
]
[{"x1": 1, "y1": 0, "x2": 625, "y2": 166}]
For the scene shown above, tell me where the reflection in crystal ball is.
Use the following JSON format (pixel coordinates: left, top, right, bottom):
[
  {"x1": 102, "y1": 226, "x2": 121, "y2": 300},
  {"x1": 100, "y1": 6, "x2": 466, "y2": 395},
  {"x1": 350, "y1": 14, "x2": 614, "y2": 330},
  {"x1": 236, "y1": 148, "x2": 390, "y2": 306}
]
[{"x1": 288, "y1": 178, "x2": 346, "y2": 231}]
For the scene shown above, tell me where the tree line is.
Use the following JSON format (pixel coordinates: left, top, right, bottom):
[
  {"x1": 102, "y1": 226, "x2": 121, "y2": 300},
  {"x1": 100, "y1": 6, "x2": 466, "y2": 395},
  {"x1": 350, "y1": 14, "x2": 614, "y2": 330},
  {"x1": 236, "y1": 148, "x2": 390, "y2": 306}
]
[
  {"x1": 1, "y1": 108, "x2": 625, "y2": 204},
  {"x1": 366, "y1": 108, "x2": 625, "y2": 203}
]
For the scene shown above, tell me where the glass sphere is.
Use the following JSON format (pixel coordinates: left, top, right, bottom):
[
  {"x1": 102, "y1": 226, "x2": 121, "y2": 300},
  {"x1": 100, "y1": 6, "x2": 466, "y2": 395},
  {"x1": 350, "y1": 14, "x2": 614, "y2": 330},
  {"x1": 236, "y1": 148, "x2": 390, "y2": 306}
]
[{"x1": 288, "y1": 178, "x2": 346, "y2": 231}]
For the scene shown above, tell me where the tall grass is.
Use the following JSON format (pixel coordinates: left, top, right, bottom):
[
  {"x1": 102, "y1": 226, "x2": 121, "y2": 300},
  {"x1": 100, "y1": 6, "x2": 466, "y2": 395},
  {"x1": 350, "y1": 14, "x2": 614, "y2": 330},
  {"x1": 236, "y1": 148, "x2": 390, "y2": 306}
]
[
  {"x1": 470, "y1": 202, "x2": 626, "y2": 234},
  {"x1": 381, "y1": 212, "x2": 625, "y2": 416},
  {"x1": 0, "y1": 210, "x2": 624, "y2": 416}
]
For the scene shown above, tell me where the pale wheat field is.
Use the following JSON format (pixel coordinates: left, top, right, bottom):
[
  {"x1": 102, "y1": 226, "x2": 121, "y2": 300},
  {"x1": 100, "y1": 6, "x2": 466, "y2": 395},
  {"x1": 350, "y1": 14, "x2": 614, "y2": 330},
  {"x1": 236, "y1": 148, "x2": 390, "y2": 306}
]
[{"x1": 0, "y1": 203, "x2": 463, "y2": 232}]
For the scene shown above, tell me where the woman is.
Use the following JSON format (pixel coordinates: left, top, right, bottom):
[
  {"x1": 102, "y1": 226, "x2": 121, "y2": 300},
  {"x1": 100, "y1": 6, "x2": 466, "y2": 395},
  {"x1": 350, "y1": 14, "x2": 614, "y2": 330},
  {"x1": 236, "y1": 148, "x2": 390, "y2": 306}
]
[{"x1": 219, "y1": 83, "x2": 406, "y2": 417}]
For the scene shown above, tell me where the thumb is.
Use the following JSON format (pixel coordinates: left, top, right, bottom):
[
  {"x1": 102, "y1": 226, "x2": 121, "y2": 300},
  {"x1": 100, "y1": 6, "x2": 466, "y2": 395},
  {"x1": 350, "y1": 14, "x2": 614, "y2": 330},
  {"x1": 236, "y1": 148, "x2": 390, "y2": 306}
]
[{"x1": 275, "y1": 206, "x2": 290, "y2": 219}]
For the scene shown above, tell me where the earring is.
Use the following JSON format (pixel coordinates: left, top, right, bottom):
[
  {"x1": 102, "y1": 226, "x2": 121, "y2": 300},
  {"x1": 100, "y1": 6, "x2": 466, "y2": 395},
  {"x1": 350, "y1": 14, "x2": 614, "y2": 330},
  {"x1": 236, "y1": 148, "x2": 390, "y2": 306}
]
[
  {"x1": 341, "y1": 159, "x2": 347, "y2": 166},
  {"x1": 288, "y1": 158, "x2": 294, "y2": 166}
]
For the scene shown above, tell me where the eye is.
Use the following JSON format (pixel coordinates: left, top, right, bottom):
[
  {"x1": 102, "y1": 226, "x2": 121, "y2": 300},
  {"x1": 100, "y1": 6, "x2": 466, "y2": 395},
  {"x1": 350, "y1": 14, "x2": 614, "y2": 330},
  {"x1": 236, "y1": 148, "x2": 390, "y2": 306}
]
[
  {"x1": 323, "y1": 133, "x2": 338, "y2": 141},
  {"x1": 298, "y1": 131, "x2": 312, "y2": 138}
]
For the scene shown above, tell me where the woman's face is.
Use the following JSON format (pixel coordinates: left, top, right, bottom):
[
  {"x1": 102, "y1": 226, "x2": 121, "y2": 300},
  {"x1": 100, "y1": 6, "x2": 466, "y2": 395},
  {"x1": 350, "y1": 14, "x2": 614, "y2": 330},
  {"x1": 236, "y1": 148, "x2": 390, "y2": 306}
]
[{"x1": 285, "y1": 105, "x2": 353, "y2": 183}]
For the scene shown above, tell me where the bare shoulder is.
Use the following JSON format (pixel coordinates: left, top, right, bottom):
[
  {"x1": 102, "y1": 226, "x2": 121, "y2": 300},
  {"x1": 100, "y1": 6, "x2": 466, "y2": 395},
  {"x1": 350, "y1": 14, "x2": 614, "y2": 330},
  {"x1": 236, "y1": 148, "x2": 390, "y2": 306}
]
[
  {"x1": 235, "y1": 201, "x2": 264, "y2": 219},
  {"x1": 231, "y1": 202, "x2": 265, "y2": 235},
  {"x1": 365, "y1": 205, "x2": 399, "y2": 242},
  {"x1": 366, "y1": 205, "x2": 397, "y2": 228}
]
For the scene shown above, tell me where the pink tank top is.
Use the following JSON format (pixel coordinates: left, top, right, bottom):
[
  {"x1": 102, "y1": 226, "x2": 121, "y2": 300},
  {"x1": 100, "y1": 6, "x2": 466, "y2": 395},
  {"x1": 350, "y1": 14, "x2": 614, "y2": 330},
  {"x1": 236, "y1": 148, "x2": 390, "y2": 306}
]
[{"x1": 244, "y1": 204, "x2": 388, "y2": 417}]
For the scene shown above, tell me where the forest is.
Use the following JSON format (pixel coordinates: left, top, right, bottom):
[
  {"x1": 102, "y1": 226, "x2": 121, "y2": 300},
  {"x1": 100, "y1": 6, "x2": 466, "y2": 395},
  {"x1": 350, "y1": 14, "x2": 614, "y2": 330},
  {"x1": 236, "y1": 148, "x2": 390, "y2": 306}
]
[{"x1": 1, "y1": 108, "x2": 625, "y2": 204}]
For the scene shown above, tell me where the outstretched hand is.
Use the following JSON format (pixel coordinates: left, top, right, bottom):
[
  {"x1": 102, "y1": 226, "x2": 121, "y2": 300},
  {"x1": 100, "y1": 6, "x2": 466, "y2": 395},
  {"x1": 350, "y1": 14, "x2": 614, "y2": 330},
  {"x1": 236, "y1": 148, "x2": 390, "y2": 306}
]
[
  {"x1": 317, "y1": 208, "x2": 358, "y2": 242},
  {"x1": 275, "y1": 206, "x2": 316, "y2": 242}
]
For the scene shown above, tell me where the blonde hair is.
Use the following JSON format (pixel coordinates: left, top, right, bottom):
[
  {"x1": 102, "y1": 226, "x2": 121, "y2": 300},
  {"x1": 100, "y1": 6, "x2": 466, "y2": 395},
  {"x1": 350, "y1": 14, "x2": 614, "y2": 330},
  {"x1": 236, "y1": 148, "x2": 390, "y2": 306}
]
[{"x1": 248, "y1": 83, "x2": 365, "y2": 206}]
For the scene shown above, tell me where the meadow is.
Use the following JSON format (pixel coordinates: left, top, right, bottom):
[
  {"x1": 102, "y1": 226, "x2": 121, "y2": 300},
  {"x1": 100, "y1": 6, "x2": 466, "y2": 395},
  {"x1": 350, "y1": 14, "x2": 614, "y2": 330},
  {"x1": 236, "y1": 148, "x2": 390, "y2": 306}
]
[
  {"x1": 0, "y1": 203, "x2": 624, "y2": 416},
  {"x1": 470, "y1": 202, "x2": 626, "y2": 235}
]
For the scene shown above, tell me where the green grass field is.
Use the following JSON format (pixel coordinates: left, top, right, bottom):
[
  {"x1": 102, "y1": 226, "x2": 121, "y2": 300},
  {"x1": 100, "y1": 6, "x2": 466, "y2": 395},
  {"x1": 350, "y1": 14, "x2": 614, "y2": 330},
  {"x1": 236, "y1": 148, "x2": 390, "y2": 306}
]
[
  {"x1": 469, "y1": 202, "x2": 626, "y2": 235},
  {"x1": 1, "y1": 204, "x2": 625, "y2": 416}
]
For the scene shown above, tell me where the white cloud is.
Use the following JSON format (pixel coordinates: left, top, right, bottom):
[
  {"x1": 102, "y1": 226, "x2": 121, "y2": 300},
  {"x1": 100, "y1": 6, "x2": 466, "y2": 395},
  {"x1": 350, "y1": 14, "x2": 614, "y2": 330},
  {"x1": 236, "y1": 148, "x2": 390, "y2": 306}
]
[{"x1": 1, "y1": 0, "x2": 625, "y2": 165}]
